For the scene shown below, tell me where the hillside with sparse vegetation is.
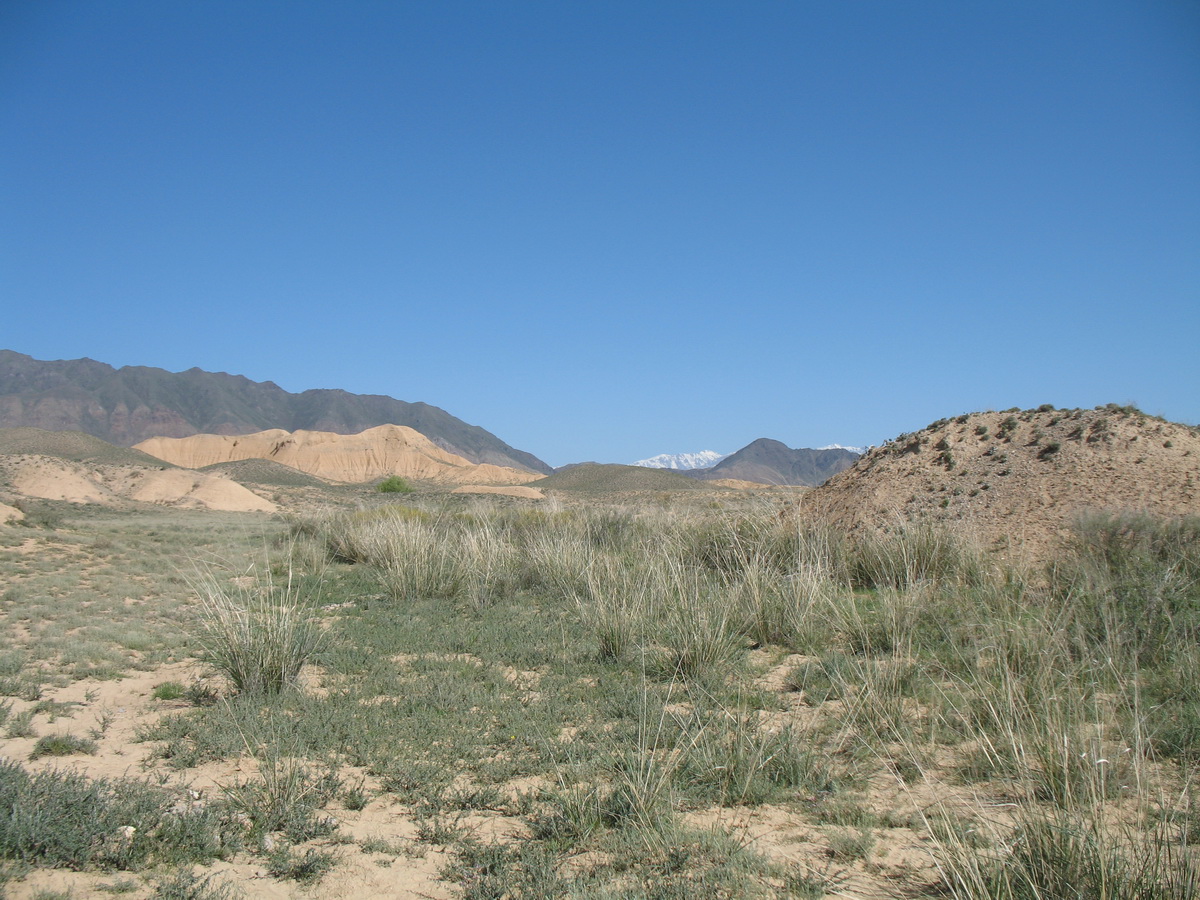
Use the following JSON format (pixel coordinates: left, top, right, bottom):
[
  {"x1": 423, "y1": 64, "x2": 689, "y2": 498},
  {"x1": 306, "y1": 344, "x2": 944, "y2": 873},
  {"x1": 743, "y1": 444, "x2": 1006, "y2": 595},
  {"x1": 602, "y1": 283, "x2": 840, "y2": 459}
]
[{"x1": 806, "y1": 404, "x2": 1200, "y2": 554}]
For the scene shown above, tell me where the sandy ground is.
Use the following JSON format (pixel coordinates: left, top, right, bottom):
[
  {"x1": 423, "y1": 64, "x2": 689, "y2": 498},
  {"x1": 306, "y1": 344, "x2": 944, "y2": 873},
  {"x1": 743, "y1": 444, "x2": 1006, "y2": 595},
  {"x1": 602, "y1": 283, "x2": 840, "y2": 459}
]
[
  {"x1": 0, "y1": 642, "x2": 960, "y2": 900},
  {"x1": 0, "y1": 659, "x2": 458, "y2": 899}
]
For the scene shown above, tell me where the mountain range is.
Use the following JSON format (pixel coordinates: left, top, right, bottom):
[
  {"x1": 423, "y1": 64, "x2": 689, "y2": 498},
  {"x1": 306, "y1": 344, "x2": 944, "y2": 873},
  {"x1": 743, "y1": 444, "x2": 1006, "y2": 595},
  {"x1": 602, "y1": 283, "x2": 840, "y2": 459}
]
[
  {"x1": 633, "y1": 451, "x2": 728, "y2": 470},
  {"x1": 634, "y1": 442, "x2": 860, "y2": 487},
  {"x1": 0, "y1": 351, "x2": 861, "y2": 486},
  {"x1": 689, "y1": 438, "x2": 859, "y2": 486},
  {"x1": 0, "y1": 350, "x2": 551, "y2": 474}
]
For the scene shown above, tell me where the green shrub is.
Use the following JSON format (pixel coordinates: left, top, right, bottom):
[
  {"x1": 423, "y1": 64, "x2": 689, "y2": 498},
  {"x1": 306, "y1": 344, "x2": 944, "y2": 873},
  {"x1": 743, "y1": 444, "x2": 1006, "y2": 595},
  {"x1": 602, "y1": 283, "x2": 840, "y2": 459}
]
[
  {"x1": 0, "y1": 760, "x2": 233, "y2": 870},
  {"x1": 152, "y1": 869, "x2": 241, "y2": 900},
  {"x1": 30, "y1": 733, "x2": 98, "y2": 760},
  {"x1": 266, "y1": 845, "x2": 337, "y2": 883},
  {"x1": 377, "y1": 476, "x2": 413, "y2": 494},
  {"x1": 152, "y1": 682, "x2": 185, "y2": 701}
]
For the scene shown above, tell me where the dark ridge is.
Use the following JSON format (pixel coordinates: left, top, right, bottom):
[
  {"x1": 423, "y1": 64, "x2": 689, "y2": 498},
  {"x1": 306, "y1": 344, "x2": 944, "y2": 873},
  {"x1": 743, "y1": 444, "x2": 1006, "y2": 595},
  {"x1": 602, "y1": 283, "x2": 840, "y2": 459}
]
[{"x1": 0, "y1": 350, "x2": 550, "y2": 474}]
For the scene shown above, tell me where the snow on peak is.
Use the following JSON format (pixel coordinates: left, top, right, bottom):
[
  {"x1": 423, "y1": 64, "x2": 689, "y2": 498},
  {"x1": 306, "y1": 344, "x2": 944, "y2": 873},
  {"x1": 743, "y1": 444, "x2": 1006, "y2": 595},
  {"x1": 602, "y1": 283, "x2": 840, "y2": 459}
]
[
  {"x1": 633, "y1": 450, "x2": 728, "y2": 470},
  {"x1": 818, "y1": 444, "x2": 865, "y2": 454}
]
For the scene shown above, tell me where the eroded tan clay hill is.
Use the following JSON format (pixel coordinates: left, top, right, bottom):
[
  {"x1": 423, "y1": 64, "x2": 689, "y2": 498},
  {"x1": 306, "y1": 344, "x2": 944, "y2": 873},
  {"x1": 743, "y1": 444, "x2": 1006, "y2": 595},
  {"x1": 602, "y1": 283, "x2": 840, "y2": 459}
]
[
  {"x1": 135, "y1": 424, "x2": 544, "y2": 486},
  {"x1": 1, "y1": 455, "x2": 277, "y2": 513},
  {"x1": 804, "y1": 404, "x2": 1200, "y2": 553}
]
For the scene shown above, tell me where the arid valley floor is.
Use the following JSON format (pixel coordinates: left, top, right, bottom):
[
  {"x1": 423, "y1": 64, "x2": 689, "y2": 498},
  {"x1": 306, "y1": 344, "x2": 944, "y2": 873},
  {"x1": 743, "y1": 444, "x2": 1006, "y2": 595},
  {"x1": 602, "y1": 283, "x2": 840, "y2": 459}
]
[{"x1": 0, "y1": 406, "x2": 1198, "y2": 899}]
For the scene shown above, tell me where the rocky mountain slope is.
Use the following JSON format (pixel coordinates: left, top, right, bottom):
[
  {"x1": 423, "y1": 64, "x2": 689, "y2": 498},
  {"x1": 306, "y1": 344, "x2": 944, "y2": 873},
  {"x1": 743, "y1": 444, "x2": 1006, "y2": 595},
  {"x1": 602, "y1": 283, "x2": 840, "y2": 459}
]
[
  {"x1": 0, "y1": 350, "x2": 550, "y2": 473},
  {"x1": 804, "y1": 405, "x2": 1200, "y2": 551},
  {"x1": 690, "y1": 439, "x2": 859, "y2": 486}
]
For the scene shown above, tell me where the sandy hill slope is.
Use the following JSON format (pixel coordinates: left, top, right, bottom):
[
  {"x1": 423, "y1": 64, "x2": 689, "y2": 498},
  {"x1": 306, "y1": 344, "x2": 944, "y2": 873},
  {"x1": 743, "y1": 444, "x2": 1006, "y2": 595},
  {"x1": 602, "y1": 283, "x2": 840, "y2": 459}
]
[
  {"x1": 534, "y1": 463, "x2": 719, "y2": 493},
  {"x1": 804, "y1": 405, "x2": 1200, "y2": 551},
  {"x1": 200, "y1": 458, "x2": 332, "y2": 488},
  {"x1": 0, "y1": 427, "x2": 277, "y2": 514},
  {"x1": 0, "y1": 456, "x2": 276, "y2": 513},
  {"x1": 135, "y1": 425, "x2": 543, "y2": 486},
  {"x1": 0, "y1": 427, "x2": 170, "y2": 467},
  {"x1": 0, "y1": 350, "x2": 551, "y2": 473},
  {"x1": 691, "y1": 438, "x2": 859, "y2": 486}
]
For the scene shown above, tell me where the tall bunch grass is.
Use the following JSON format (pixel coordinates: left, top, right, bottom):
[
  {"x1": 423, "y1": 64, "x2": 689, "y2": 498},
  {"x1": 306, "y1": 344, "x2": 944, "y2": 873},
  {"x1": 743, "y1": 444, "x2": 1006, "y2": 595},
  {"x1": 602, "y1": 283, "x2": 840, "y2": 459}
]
[
  {"x1": 730, "y1": 556, "x2": 844, "y2": 650},
  {"x1": 1050, "y1": 513, "x2": 1200, "y2": 668},
  {"x1": 850, "y1": 523, "x2": 988, "y2": 589},
  {"x1": 575, "y1": 550, "x2": 655, "y2": 660},
  {"x1": 934, "y1": 808, "x2": 1199, "y2": 900},
  {"x1": 190, "y1": 551, "x2": 326, "y2": 696},
  {"x1": 654, "y1": 557, "x2": 744, "y2": 683}
]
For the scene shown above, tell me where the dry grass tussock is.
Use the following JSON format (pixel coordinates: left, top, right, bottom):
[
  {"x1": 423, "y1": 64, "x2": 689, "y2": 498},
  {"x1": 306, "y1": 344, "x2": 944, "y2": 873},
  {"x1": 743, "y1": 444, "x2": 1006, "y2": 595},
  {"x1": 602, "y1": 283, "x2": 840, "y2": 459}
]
[{"x1": 188, "y1": 544, "x2": 328, "y2": 696}]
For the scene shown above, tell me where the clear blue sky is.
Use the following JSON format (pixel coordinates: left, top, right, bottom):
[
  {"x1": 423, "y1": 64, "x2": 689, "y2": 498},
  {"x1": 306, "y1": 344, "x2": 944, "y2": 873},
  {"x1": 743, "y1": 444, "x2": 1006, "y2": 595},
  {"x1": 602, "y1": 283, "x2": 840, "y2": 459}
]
[{"x1": 2, "y1": 2, "x2": 1197, "y2": 467}]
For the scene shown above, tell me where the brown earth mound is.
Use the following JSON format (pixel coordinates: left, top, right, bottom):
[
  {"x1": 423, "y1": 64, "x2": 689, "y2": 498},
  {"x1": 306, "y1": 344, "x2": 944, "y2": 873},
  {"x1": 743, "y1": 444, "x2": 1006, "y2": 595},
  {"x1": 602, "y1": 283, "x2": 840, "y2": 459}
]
[
  {"x1": 135, "y1": 425, "x2": 541, "y2": 486},
  {"x1": 0, "y1": 502, "x2": 22, "y2": 524},
  {"x1": 2, "y1": 456, "x2": 276, "y2": 513},
  {"x1": 804, "y1": 405, "x2": 1200, "y2": 552}
]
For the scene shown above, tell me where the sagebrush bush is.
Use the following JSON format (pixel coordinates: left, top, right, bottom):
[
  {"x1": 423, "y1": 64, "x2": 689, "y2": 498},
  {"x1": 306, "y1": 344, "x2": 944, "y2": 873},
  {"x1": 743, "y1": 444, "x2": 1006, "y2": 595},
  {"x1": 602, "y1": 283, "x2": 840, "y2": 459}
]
[
  {"x1": 0, "y1": 760, "x2": 234, "y2": 870},
  {"x1": 29, "y1": 733, "x2": 97, "y2": 759},
  {"x1": 376, "y1": 476, "x2": 413, "y2": 494},
  {"x1": 222, "y1": 754, "x2": 340, "y2": 843}
]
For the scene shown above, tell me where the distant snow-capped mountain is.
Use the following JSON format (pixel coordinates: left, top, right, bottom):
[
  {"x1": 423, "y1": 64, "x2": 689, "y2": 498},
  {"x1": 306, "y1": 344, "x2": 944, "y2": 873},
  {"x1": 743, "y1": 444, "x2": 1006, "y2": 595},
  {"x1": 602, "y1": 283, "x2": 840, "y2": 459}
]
[
  {"x1": 818, "y1": 443, "x2": 866, "y2": 454},
  {"x1": 633, "y1": 450, "x2": 728, "y2": 470}
]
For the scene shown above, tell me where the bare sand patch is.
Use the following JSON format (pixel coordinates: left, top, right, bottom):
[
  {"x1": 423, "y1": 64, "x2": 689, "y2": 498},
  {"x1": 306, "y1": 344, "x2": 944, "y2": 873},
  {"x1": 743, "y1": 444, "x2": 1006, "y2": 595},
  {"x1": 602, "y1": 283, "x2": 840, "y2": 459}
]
[
  {"x1": 117, "y1": 467, "x2": 276, "y2": 512},
  {"x1": 10, "y1": 457, "x2": 114, "y2": 503}
]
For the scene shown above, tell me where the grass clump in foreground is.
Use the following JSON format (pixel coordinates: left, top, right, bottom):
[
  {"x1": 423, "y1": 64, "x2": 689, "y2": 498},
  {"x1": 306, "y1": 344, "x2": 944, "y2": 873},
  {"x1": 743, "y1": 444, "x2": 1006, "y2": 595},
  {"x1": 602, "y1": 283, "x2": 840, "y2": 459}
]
[
  {"x1": 29, "y1": 732, "x2": 97, "y2": 760},
  {"x1": 189, "y1": 550, "x2": 327, "y2": 696}
]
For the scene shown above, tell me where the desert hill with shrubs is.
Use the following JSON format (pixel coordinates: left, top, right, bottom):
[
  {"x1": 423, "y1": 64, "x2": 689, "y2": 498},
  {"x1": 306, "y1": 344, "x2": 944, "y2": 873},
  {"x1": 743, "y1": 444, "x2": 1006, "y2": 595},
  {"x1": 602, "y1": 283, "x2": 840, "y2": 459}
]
[
  {"x1": 804, "y1": 404, "x2": 1200, "y2": 552},
  {"x1": 135, "y1": 424, "x2": 544, "y2": 487},
  {"x1": 199, "y1": 457, "x2": 333, "y2": 488}
]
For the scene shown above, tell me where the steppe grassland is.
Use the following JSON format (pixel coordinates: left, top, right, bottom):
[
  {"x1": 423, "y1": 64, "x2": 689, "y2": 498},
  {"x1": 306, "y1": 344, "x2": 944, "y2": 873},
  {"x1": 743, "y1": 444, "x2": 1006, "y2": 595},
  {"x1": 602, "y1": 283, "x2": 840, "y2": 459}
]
[{"x1": 0, "y1": 494, "x2": 1197, "y2": 899}]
